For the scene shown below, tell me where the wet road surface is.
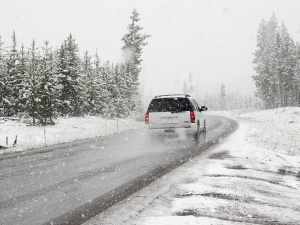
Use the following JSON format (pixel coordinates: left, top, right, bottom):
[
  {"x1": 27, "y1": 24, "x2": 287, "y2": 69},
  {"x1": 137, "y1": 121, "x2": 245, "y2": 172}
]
[{"x1": 0, "y1": 115, "x2": 237, "y2": 225}]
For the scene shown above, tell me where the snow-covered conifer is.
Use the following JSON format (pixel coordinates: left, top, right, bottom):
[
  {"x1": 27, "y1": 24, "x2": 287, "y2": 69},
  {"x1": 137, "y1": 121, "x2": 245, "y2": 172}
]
[
  {"x1": 17, "y1": 44, "x2": 29, "y2": 114},
  {"x1": 57, "y1": 34, "x2": 84, "y2": 116},
  {"x1": 0, "y1": 36, "x2": 7, "y2": 116},
  {"x1": 121, "y1": 9, "x2": 150, "y2": 114},
  {"x1": 91, "y1": 51, "x2": 108, "y2": 115},
  {"x1": 253, "y1": 14, "x2": 280, "y2": 108},
  {"x1": 4, "y1": 32, "x2": 20, "y2": 116},
  {"x1": 38, "y1": 40, "x2": 61, "y2": 125},
  {"x1": 82, "y1": 51, "x2": 95, "y2": 114},
  {"x1": 295, "y1": 45, "x2": 300, "y2": 105},
  {"x1": 25, "y1": 40, "x2": 40, "y2": 125}
]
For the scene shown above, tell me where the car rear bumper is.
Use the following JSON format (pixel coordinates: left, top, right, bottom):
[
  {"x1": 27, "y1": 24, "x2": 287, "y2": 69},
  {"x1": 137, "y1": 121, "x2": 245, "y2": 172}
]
[{"x1": 148, "y1": 123, "x2": 197, "y2": 133}]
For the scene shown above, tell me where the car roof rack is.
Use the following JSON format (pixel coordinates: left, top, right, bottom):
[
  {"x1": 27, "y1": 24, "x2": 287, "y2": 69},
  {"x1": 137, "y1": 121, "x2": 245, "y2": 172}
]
[{"x1": 154, "y1": 94, "x2": 190, "y2": 98}]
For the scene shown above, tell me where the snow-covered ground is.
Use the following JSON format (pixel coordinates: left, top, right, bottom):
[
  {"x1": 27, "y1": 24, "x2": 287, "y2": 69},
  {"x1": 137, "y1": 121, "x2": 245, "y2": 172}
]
[
  {"x1": 0, "y1": 116, "x2": 144, "y2": 155},
  {"x1": 1, "y1": 108, "x2": 300, "y2": 224},
  {"x1": 84, "y1": 107, "x2": 300, "y2": 225}
]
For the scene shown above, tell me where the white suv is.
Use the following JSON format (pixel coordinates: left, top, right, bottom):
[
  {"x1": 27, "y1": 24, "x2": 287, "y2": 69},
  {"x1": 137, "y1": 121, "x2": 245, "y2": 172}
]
[{"x1": 145, "y1": 94, "x2": 207, "y2": 135}]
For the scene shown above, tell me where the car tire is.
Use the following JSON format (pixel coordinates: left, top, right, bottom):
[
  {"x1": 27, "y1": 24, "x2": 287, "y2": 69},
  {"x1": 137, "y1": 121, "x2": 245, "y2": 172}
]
[
  {"x1": 197, "y1": 120, "x2": 201, "y2": 134},
  {"x1": 203, "y1": 119, "x2": 207, "y2": 133}
]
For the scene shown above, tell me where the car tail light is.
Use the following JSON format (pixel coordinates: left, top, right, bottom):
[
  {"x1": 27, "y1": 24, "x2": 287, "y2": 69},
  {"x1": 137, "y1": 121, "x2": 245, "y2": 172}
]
[
  {"x1": 190, "y1": 111, "x2": 195, "y2": 123},
  {"x1": 145, "y1": 112, "x2": 149, "y2": 125}
]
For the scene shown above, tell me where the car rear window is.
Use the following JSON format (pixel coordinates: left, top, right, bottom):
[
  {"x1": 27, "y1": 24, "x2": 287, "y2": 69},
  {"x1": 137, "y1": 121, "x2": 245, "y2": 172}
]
[{"x1": 147, "y1": 98, "x2": 193, "y2": 112}]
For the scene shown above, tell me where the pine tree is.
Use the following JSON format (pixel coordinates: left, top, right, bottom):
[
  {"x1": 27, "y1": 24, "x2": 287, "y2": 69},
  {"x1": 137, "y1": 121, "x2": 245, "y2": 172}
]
[
  {"x1": 122, "y1": 9, "x2": 150, "y2": 80},
  {"x1": 65, "y1": 34, "x2": 85, "y2": 116},
  {"x1": 54, "y1": 45, "x2": 66, "y2": 115},
  {"x1": 266, "y1": 14, "x2": 279, "y2": 108},
  {"x1": 274, "y1": 32, "x2": 283, "y2": 107},
  {"x1": 121, "y1": 9, "x2": 150, "y2": 114},
  {"x1": 57, "y1": 34, "x2": 84, "y2": 116},
  {"x1": 38, "y1": 41, "x2": 60, "y2": 125},
  {"x1": 93, "y1": 51, "x2": 108, "y2": 115},
  {"x1": 111, "y1": 63, "x2": 121, "y2": 118},
  {"x1": 113, "y1": 63, "x2": 133, "y2": 117},
  {"x1": 100, "y1": 61, "x2": 115, "y2": 118},
  {"x1": 25, "y1": 40, "x2": 40, "y2": 125},
  {"x1": 276, "y1": 22, "x2": 297, "y2": 107},
  {"x1": 17, "y1": 44, "x2": 29, "y2": 114},
  {"x1": 0, "y1": 36, "x2": 7, "y2": 116},
  {"x1": 253, "y1": 14, "x2": 279, "y2": 108},
  {"x1": 253, "y1": 19, "x2": 269, "y2": 107},
  {"x1": 82, "y1": 51, "x2": 95, "y2": 114},
  {"x1": 295, "y1": 44, "x2": 300, "y2": 106},
  {"x1": 121, "y1": 62, "x2": 136, "y2": 116},
  {"x1": 5, "y1": 32, "x2": 20, "y2": 116}
]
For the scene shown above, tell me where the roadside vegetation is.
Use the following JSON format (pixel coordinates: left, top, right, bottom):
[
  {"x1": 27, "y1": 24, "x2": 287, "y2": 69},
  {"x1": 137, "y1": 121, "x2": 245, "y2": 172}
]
[
  {"x1": 182, "y1": 14, "x2": 300, "y2": 112},
  {"x1": 253, "y1": 13, "x2": 300, "y2": 108},
  {"x1": 0, "y1": 9, "x2": 149, "y2": 125}
]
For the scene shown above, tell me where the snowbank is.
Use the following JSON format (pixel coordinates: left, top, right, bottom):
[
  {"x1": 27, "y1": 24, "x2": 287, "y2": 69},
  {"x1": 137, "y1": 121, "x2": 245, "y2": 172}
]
[
  {"x1": 236, "y1": 107, "x2": 300, "y2": 156},
  {"x1": 0, "y1": 116, "x2": 144, "y2": 155},
  {"x1": 206, "y1": 107, "x2": 300, "y2": 156}
]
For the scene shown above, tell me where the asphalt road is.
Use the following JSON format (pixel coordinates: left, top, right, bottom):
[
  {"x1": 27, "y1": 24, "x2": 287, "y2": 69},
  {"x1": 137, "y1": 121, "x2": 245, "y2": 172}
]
[{"x1": 0, "y1": 115, "x2": 237, "y2": 225}]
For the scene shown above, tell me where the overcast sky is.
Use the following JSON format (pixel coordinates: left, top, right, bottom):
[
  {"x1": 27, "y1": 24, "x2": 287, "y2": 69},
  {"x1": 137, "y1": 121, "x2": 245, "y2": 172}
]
[{"x1": 1, "y1": 0, "x2": 300, "y2": 102}]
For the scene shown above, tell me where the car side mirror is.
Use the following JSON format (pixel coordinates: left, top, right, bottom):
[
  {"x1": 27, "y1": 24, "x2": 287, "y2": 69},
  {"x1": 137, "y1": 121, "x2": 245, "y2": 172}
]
[{"x1": 200, "y1": 106, "x2": 208, "y2": 111}]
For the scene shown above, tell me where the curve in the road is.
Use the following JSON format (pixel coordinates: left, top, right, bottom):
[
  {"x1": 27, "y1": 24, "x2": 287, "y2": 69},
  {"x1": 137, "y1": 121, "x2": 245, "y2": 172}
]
[
  {"x1": 0, "y1": 116, "x2": 238, "y2": 225},
  {"x1": 45, "y1": 116, "x2": 238, "y2": 225}
]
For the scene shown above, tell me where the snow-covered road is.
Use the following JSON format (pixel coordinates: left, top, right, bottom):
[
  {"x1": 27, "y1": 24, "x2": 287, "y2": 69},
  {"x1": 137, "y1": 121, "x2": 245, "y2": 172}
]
[{"x1": 0, "y1": 116, "x2": 235, "y2": 225}]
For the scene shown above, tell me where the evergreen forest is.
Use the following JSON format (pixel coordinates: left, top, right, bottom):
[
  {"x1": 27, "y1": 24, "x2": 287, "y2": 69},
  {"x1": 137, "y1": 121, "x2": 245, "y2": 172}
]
[
  {"x1": 253, "y1": 13, "x2": 300, "y2": 108},
  {"x1": 0, "y1": 9, "x2": 149, "y2": 125}
]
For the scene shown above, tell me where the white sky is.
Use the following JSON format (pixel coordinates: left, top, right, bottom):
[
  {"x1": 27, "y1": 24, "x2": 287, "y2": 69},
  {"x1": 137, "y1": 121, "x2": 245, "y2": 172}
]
[{"x1": 1, "y1": 0, "x2": 300, "y2": 101}]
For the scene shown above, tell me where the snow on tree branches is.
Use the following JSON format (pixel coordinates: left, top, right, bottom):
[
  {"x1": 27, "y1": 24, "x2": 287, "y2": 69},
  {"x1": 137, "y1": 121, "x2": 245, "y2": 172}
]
[
  {"x1": 0, "y1": 13, "x2": 150, "y2": 124},
  {"x1": 121, "y1": 9, "x2": 150, "y2": 116},
  {"x1": 253, "y1": 13, "x2": 300, "y2": 108}
]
